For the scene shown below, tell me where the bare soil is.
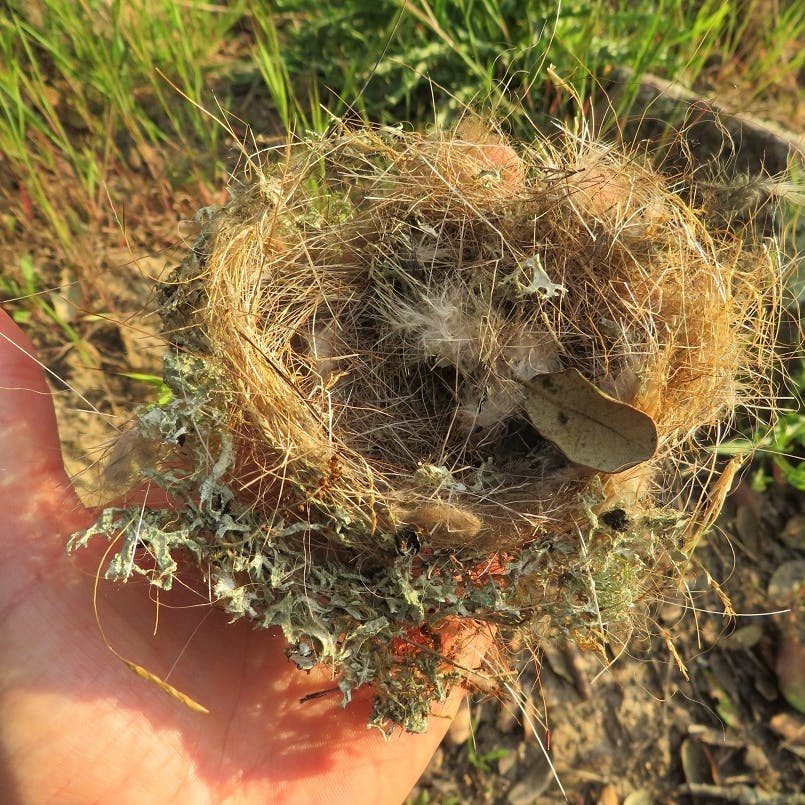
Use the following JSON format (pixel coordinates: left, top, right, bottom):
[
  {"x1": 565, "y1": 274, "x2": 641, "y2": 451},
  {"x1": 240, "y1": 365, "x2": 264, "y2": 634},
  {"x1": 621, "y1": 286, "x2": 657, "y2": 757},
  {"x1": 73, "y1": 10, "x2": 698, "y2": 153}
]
[{"x1": 409, "y1": 481, "x2": 805, "y2": 803}]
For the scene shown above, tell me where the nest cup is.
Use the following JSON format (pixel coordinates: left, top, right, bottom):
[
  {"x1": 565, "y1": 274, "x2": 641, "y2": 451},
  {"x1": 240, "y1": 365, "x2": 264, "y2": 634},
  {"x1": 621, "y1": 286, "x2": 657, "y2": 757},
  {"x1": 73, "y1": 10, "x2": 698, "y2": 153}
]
[{"x1": 82, "y1": 119, "x2": 780, "y2": 733}]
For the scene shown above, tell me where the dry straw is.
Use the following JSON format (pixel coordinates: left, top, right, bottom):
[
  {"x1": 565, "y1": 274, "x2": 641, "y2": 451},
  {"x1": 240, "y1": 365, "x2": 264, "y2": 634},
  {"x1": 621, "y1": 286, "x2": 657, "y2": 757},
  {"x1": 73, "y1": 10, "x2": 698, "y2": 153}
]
[{"x1": 72, "y1": 115, "x2": 782, "y2": 733}]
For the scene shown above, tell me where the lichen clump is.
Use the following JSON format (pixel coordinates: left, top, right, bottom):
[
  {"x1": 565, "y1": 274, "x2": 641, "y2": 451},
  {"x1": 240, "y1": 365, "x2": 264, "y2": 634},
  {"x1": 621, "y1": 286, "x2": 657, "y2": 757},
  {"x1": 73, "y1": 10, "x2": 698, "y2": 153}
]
[{"x1": 71, "y1": 119, "x2": 779, "y2": 733}]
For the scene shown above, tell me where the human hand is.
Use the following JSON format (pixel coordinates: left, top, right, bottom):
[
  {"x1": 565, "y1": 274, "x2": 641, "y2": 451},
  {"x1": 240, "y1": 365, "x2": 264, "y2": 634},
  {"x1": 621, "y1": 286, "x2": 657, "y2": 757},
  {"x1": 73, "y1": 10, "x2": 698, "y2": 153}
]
[{"x1": 0, "y1": 309, "x2": 467, "y2": 804}]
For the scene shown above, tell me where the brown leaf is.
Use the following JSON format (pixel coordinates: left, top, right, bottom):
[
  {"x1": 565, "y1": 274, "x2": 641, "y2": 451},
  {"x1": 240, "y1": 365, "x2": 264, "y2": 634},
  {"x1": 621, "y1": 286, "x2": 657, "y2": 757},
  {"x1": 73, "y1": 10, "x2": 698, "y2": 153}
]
[
  {"x1": 522, "y1": 368, "x2": 658, "y2": 473},
  {"x1": 776, "y1": 627, "x2": 805, "y2": 715},
  {"x1": 680, "y1": 737, "x2": 715, "y2": 785}
]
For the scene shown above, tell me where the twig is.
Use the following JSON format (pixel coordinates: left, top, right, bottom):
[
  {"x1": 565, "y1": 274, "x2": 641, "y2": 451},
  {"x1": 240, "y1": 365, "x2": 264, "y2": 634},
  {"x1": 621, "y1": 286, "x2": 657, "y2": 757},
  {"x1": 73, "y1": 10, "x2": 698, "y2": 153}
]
[{"x1": 679, "y1": 783, "x2": 805, "y2": 804}]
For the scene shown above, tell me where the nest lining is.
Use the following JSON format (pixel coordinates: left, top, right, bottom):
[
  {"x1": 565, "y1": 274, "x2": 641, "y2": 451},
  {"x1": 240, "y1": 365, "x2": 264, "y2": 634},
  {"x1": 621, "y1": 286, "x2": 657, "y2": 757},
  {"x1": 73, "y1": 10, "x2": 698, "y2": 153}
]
[{"x1": 71, "y1": 120, "x2": 780, "y2": 733}]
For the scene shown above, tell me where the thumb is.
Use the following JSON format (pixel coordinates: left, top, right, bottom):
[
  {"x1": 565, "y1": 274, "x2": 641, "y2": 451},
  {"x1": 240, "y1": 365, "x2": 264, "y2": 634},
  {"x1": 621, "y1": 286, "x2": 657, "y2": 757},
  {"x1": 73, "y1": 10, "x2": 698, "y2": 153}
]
[
  {"x1": 0, "y1": 309, "x2": 88, "y2": 554},
  {"x1": 0, "y1": 309, "x2": 69, "y2": 479}
]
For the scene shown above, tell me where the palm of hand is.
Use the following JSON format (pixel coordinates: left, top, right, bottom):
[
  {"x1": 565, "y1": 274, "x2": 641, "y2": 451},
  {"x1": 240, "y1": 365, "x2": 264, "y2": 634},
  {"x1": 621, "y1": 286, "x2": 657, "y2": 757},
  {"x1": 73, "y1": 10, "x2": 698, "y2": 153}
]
[{"x1": 0, "y1": 312, "x2": 459, "y2": 804}]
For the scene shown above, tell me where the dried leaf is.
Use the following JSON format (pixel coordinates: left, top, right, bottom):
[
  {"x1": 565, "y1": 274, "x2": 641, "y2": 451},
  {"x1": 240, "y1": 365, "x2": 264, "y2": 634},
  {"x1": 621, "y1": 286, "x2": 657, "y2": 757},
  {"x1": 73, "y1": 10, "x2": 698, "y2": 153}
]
[
  {"x1": 776, "y1": 628, "x2": 805, "y2": 715},
  {"x1": 680, "y1": 737, "x2": 715, "y2": 785},
  {"x1": 722, "y1": 623, "x2": 763, "y2": 651},
  {"x1": 522, "y1": 368, "x2": 657, "y2": 473}
]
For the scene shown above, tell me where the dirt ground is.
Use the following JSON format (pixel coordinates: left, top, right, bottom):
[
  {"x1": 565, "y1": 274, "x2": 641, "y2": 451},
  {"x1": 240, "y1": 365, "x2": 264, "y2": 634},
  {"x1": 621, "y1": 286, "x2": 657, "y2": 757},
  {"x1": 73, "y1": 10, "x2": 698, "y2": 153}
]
[
  {"x1": 408, "y1": 480, "x2": 805, "y2": 804},
  {"x1": 3, "y1": 76, "x2": 803, "y2": 805}
]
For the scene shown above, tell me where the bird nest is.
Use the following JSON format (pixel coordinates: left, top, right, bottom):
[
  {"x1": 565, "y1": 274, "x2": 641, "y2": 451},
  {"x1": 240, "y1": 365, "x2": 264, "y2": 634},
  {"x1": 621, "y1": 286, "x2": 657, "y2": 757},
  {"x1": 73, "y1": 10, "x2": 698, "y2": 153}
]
[{"x1": 72, "y1": 118, "x2": 780, "y2": 733}]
